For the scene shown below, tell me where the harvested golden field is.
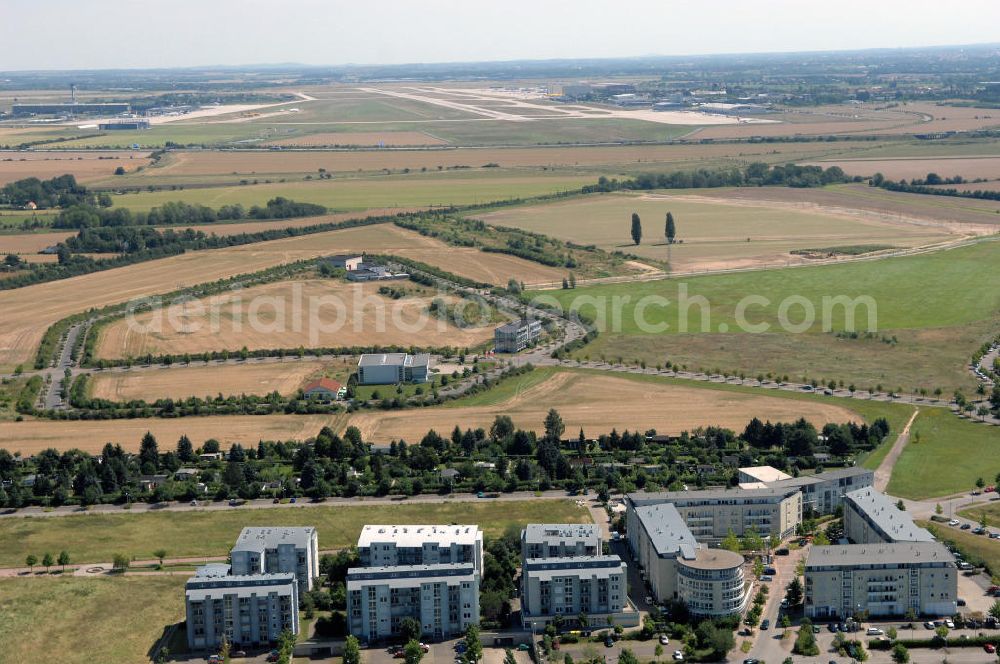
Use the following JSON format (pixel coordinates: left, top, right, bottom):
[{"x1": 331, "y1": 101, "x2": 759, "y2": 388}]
[
  {"x1": 87, "y1": 360, "x2": 335, "y2": 400},
  {"x1": 164, "y1": 207, "x2": 420, "y2": 236},
  {"x1": 0, "y1": 230, "x2": 74, "y2": 254},
  {"x1": 0, "y1": 223, "x2": 556, "y2": 371},
  {"x1": 682, "y1": 184, "x2": 1000, "y2": 228},
  {"x1": 0, "y1": 150, "x2": 150, "y2": 184},
  {"x1": 347, "y1": 371, "x2": 860, "y2": 443},
  {"x1": 807, "y1": 156, "x2": 1000, "y2": 181},
  {"x1": 266, "y1": 131, "x2": 448, "y2": 146},
  {"x1": 93, "y1": 279, "x2": 499, "y2": 359},
  {"x1": 0, "y1": 413, "x2": 346, "y2": 455}
]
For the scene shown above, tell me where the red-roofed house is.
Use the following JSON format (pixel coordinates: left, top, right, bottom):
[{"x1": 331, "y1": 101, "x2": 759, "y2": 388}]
[{"x1": 302, "y1": 377, "x2": 343, "y2": 400}]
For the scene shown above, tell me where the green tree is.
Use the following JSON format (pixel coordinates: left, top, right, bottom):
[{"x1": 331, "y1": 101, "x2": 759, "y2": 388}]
[
  {"x1": 112, "y1": 553, "x2": 130, "y2": 573},
  {"x1": 890, "y1": 643, "x2": 909, "y2": 664},
  {"x1": 741, "y1": 526, "x2": 764, "y2": 552},
  {"x1": 343, "y1": 635, "x2": 361, "y2": 664},
  {"x1": 935, "y1": 503, "x2": 943, "y2": 515},
  {"x1": 977, "y1": 477, "x2": 986, "y2": 489},
  {"x1": 618, "y1": 649, "x2": 640, "y2": 664},
  {"x1": 812, "y1": 531, "x2": 830, "y2": 546},
  {"x1": 887, "y1": 626, "x2": 897, "y2": 641},
  {"x1": 989, "y1": 599, "x2": 1000, "y2": 620},
  {"x1": 25, "y1": 554, "x2": 37, "y2": 572},
  {"x1": 630, "y1": 212, "x2": 642, "y2": 246},
  {"x1": 543, "y1": 408, "x2": 565, "y2": 442},
  {"x1": 786, "y1": 578, "x2": 804, "y2": 606},
  {"x1": 563, "y1": 654, "x2": 574, "y2": 664},
  {"x1": 42, "y1": 552, "x2": 53, "y2": 573},
  {"x1": 502, "y1": 650, "x2": 517, "y2": 664},
  {"x1": 721, "y1": 529, "x2": 741, "y2": 552},
  {"x1": 464, "y1": 624, "x2": 483, "y2": 663},
  {"x1": 665, "y1": 212, "x2": 676, "y2": 244},
  {"x1": 57, "y1": 550, "x2": 70, "y2": 572},
  {"x1": 793, "y1": 619, "x2": 819, "y2": 656},
  {"x1": 404, "y1": 640, "x2": 424, "y2": 664},
  {"x1": 400, "y1": 617, "x2": 421, "y2": 643},
  {"x1": 153, "y1": 548, "x2": 167, "y2": 568}
]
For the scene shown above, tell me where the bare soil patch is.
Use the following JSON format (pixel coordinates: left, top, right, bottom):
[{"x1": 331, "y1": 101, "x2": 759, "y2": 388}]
[
  {"x1": 806, "y1": 156, "x2": 1000, "y2": 181},
  {"x1": 0, "y1": 151, "x2": 150, "y2": 184}
]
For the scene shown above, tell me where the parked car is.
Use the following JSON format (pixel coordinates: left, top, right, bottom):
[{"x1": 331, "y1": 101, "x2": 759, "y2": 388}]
[
  {"x1": 604, "y1": 636, "x2": 615, "y2": 648},
  {"x1": 812, "y1": 625, "x2": 821, "y2": 634},
  {"x1": 985, "y1": 644, "x2": 996, "y2": 654},
  {"x1": 233, "y1": 652, "x2": 247, "y2": 659},
  {"x1": 672, "y1": 651, "x2": 684, "y2": 661},
  {"x1": 775, "y1": 548, "x2": 790, "y2": 556},
  {"x1": 960, "y1": 523, "x2": 972, "y2": 530},
  {"x1": 761, "y1": 619, "x2": 770, "y2": 630},
  {"x1": 760, "y1": 575, "x2": 773, "y2": 582},
  {"x1": 948, "y1": 519, "x2": 960, "y2": 526},
  {"x1": 517, "y1": 644, "x2": 530, "y2": 651},
  {"x1": 957, "y1": 598, "x2": 967, "y2": 606},
  {"x1": 944, "y1": 619, "x2": 955, "y2": 629},
  {"x1": 867, "y1": 628, "x2": 884, "y2": 636},
  {"x1": 659, "y1": 635, "x2": 669, "y2": 645}
]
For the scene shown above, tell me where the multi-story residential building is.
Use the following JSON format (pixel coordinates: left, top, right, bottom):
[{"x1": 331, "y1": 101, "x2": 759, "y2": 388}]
[
  {"x1": 738, "y1": 466, "x2": 874, "y2": 515},
  {"x1": 520, "y1": 556, "x2": 637, "y2": 628},
  {"x1": 185, "y1": 564, "x2": 299, "y2": 650},
  {"x1": 627, "y1": 502, "x2": 749, "y2": 616},
  {"x1": 230, "y1": 527, "x2": 320, "y2": 594},
  {"x1": 521, "y1": 523, "x2": 602, "y2": 559},
  {"x1": 768, "y1": 467, "x2": 874, "y2": 515},
  {"x1": 356, "y1": 524, "x2": 484, "y2": 575},
  {"x1": 626, "y1": 486, "x2": 803, "y2": 543},
  {"x1": 346, "y1": 563, "x2": 480, "y2": 641},
  {"x1": 804, "y1": 542, "x2": 957, "y2": 619},
  {"x1": 842, "y1": 488, "x2": 934, "y2": 544},
  {"x1": 494, "y1": 319, "x2": 542, "y2": 353}
]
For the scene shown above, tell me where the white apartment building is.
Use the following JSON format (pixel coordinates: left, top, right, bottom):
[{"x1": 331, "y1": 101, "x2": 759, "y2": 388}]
[
  {"x1": 230, "y1": 527, "x2": 320, "y2": 595},
  {"x1": 520, "y1": 556, "x2": 637, "y2": 629},
  {"x1": 805, "y1": 542, "x2": 957, "y2": 619},
  {"x1": 185, "y1": 564, "x2": 299, "y2": 650},
  {"x1": 521, "y1": 523, "x2": 602, "y2": 559},
  {"x1": 740, "y1": 466, "x2": 874, "y2": 515},
  {"x1": 347, "y1": 563, "x2": 480, "y2": 641},
  {"x1": 356, "y1": 524, "x2": 484, "y2": 575},
  {"x1": 627, "y1": 486, "x2": 803, "y2": 543},
  {"x1": 843, "y1": 488, "x2": 934, "y2": 545},
  {"x1": 628, "y1": 502, "x2": 749, "y2": 616}
]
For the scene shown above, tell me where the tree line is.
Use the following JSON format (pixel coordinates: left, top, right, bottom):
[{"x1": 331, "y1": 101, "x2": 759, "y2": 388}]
[
  {"x1": 0, "y1": 410, "x2": 879, "y2": 510},
  {"x1": 584, "y1": 162, "x2": 855, "y2": 193},
  {"x1": 51, "y1": 196, "x2": 327, "y2": 229},
  {"x1": 871, "y1": 171, "x2": 1000, "y2": 201}
]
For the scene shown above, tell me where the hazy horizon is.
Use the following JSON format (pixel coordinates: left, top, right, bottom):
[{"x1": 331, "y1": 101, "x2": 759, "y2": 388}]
[{"x1": 3, "y1": 0, "x2": 1000, "y2": 72}]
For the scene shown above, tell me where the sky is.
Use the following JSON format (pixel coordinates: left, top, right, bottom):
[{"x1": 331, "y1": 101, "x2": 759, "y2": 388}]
[{"x1": 3, "y1": 0, "x2": 1000, "y2": 71}]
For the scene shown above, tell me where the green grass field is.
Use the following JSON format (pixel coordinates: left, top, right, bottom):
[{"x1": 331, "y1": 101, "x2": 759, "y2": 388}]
[
  {"x1": 920, "y1": 521, "x2": 1000, "y2": 581},
  {"x1": 110, "y1": 170, "x2": 595, "y2": 211},
  {"x1": 539, "y1": 239, "x2": 1000, "y2": 394},
  {"x1": 0, "y1": 575, "x2": 186, "y2": 664},
  {"x1": 887, "y1": 408, "x2": 1000, "y2": 500},
  {"x1": 475, "y1": 191, "x2": 951, "y2": 269},
  {"x1": 0, "y1": 499, "x2": 589, "y2": 568}
]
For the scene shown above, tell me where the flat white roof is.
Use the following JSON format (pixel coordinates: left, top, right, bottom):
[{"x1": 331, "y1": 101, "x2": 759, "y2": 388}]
[
  {"x1": 357, "y1": 524, "x2": 482, "y2": 548},
  {"x1": 739, "y1": 465, "x2": 793, "y2": 483}
]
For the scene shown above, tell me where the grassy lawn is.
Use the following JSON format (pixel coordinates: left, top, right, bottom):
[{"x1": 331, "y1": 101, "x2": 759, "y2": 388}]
[
  {"x1": 959, "y1": 502, "x2": 1000, "y2": 524},
  {"x1": 0, "y1": 499, "x2": 590, "y2": 568},
  {"x1": 542, "y1": 240, "x2": 1000, "y2": 394},
  {"x1": 445, "y1": 366, "x2": 561, "y2": 408},
  {"x1": 887, "y1": 408, "x2": 1000, "y2": 500},
  {"x1": 0, "y1": 575, "x2": 186, "y2": 664},
  {"x1": 920, "y1": 521, "x2": 1000, "y2": 580}
]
